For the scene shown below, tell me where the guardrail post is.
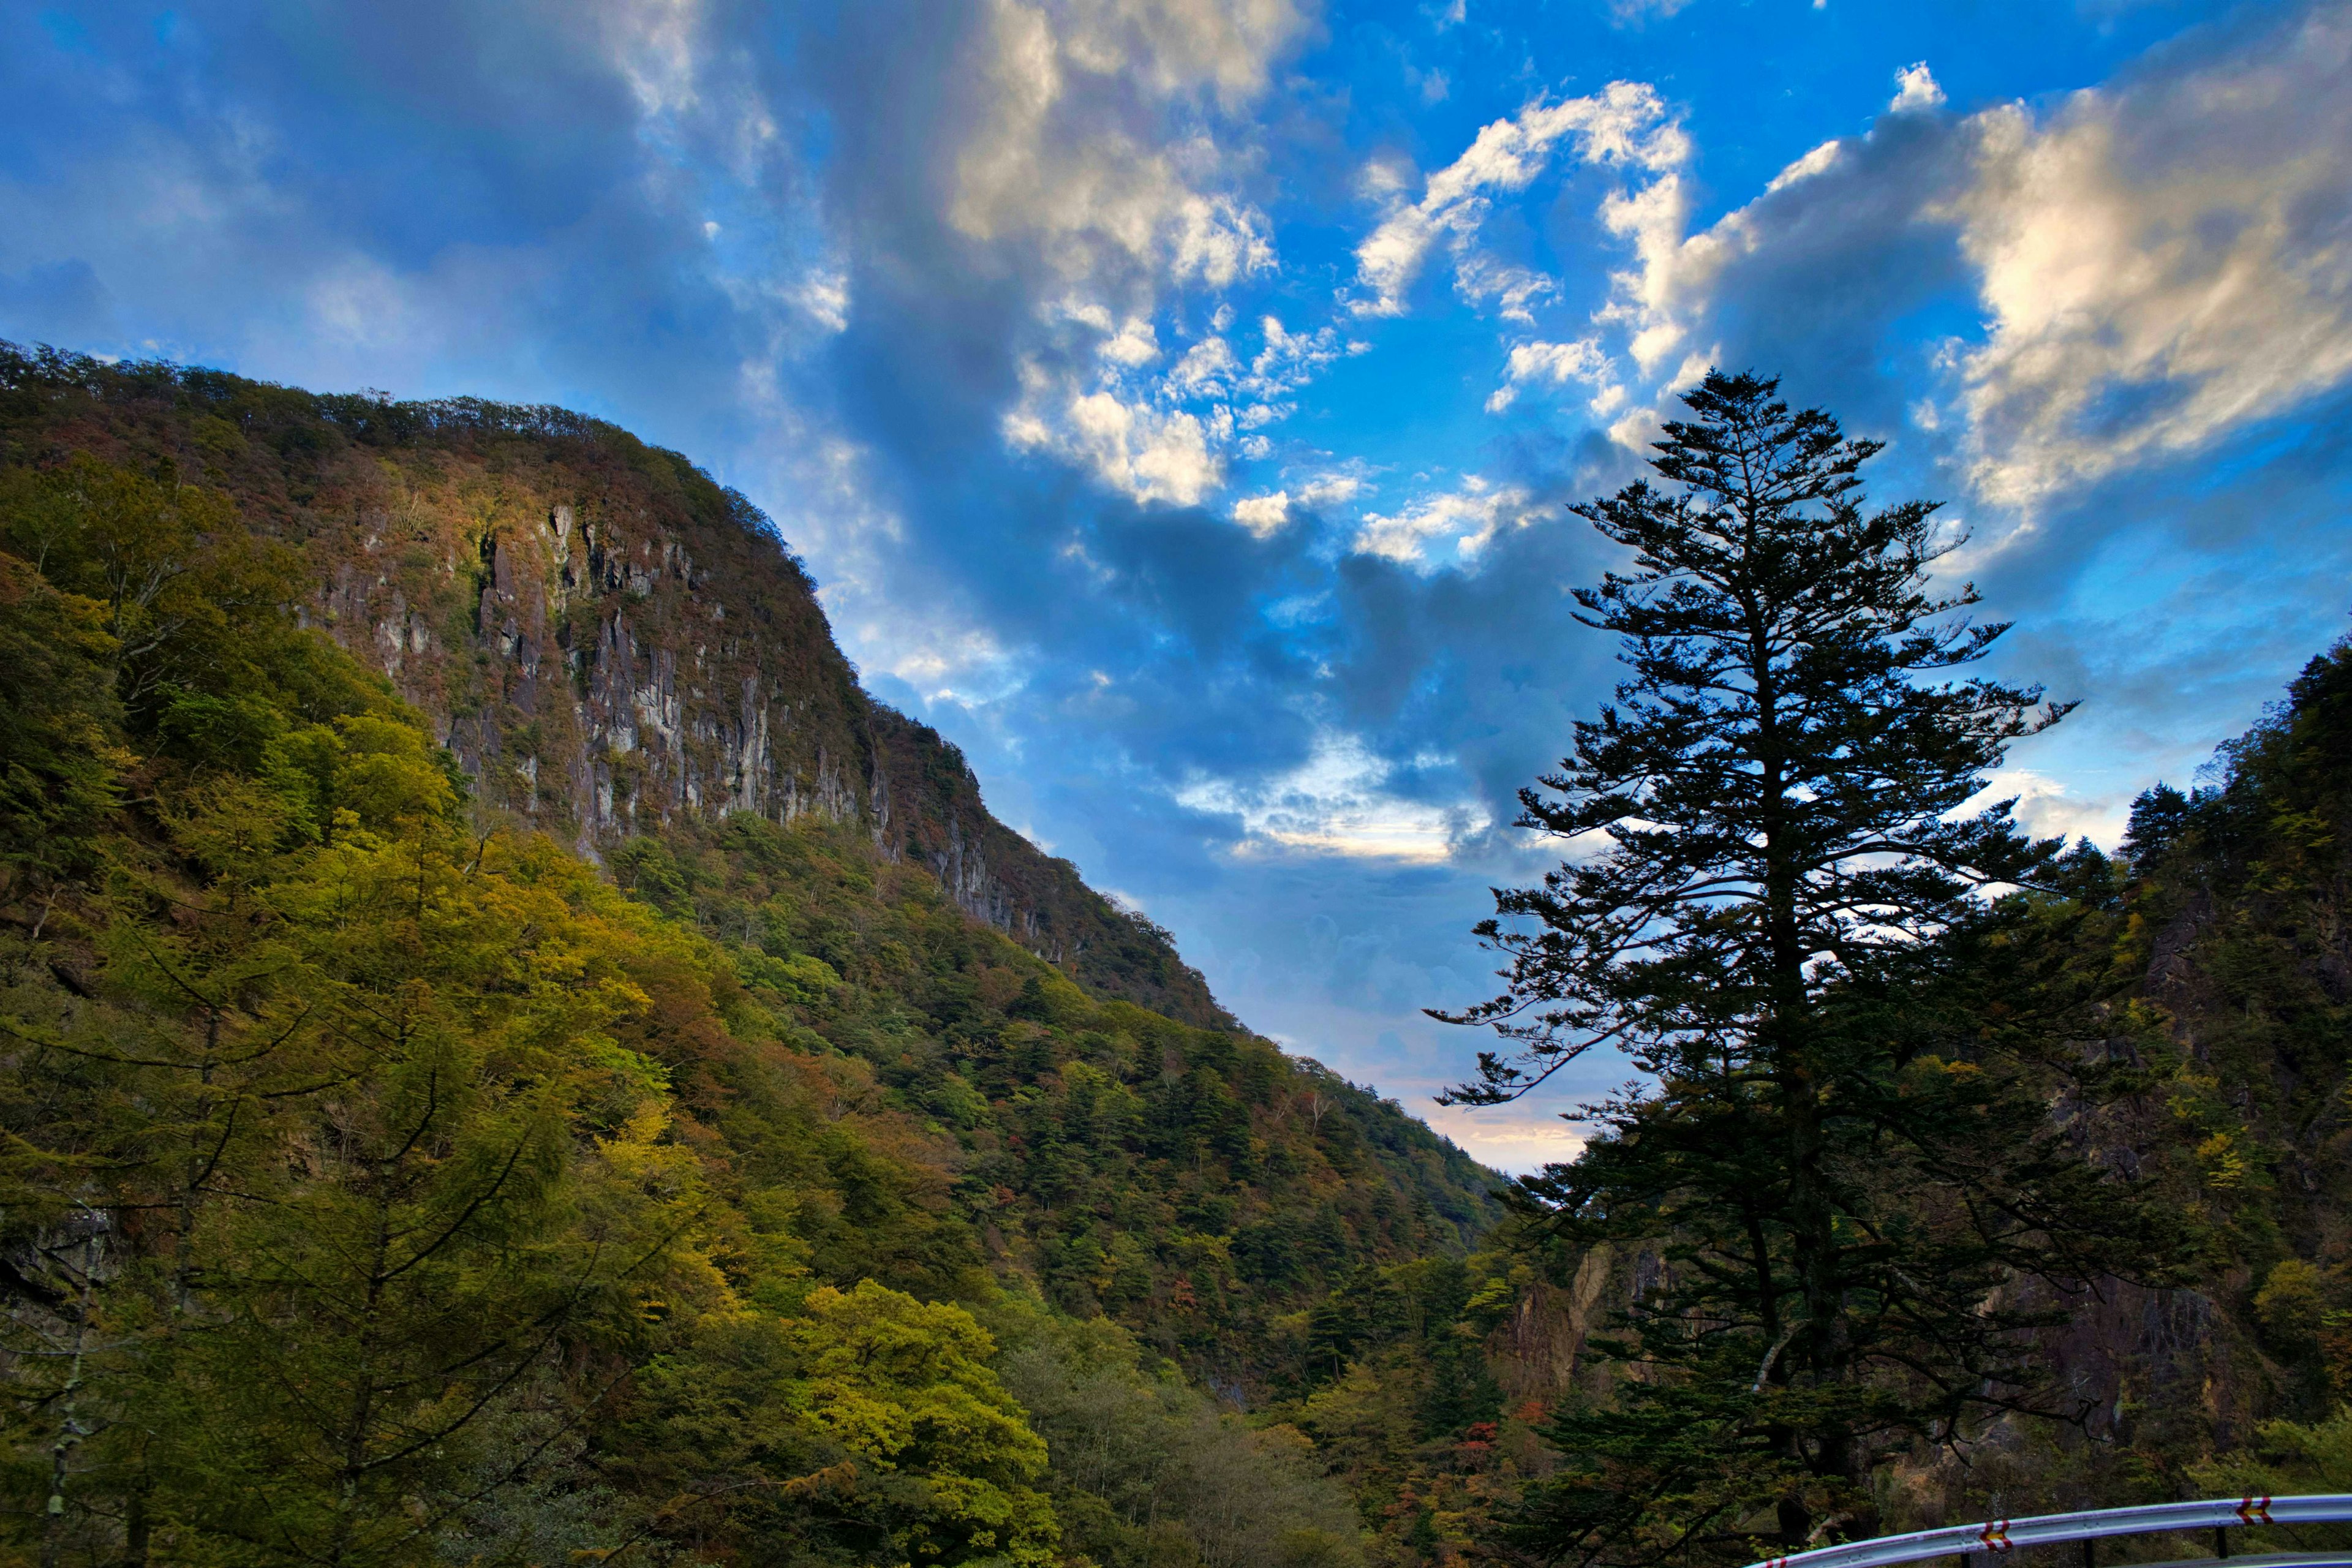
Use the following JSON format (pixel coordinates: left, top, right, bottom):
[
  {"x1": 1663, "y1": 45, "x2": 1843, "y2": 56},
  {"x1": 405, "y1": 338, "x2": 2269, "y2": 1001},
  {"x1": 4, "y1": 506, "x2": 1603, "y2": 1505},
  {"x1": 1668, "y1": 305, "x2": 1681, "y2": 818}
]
[
  {"x1": 2081, "y1": 1537, "x2": 2095, "y2": 1568},
  {"x1": 2215, "y1": 1527, "x2": 2230, "y2": 1560}
]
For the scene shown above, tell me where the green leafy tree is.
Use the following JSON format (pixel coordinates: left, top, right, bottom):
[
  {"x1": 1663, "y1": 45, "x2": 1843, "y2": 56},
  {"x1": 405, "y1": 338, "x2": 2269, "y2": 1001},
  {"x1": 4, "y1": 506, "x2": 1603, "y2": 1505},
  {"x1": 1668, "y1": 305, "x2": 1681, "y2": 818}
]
[
  {"x1": 0, "y1": 456, "x2": 302, "y2": 720},
  {"x1": 616, "y1": 1282, "x2": 1062, "y2": 1566},
  {"x1": 0, "y1": 553, "x2": 123, "y2": 880},
  {"x1": 0, "y1": 609, "x2": 701, "y2": 1566},
  {"x1": 1439, "y1": 372, "x2": 2182, "y2": 1564},
  {"x1": 159, "y1": 813, "x2": 703, "y2": 1567}
]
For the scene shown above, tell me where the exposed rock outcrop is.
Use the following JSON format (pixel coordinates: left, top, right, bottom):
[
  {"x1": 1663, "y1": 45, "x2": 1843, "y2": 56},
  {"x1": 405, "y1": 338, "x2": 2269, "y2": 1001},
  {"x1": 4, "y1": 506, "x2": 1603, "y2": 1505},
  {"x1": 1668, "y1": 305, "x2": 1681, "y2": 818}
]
[{"x1": 0, "y1": 346, "x2": 1233, "y2": 1028}]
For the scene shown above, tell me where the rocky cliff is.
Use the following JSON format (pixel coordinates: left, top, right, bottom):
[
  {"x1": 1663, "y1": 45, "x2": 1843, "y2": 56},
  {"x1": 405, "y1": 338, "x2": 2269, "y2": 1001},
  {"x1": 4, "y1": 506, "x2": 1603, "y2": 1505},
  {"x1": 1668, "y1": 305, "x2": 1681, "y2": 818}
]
[{"x1": 0, "y1": 343, "x2": 1232, "y2": 1028}]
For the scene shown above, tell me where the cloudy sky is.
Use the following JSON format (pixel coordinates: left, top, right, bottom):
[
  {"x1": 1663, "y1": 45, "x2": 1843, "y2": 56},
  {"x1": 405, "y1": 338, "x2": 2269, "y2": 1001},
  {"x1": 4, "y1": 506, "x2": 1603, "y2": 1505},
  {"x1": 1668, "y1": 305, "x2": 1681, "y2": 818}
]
[{"x1": 7, "y1": 0, "x2": 2350, "y2": 1169}]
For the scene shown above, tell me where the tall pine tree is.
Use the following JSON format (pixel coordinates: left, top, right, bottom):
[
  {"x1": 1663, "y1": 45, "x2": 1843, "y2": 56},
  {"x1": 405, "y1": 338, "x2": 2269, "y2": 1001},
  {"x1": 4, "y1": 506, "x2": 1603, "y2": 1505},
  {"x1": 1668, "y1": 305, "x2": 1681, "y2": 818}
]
[{"x1": 1441, "y1": 372, "x2": 2181, "y2": 1565}]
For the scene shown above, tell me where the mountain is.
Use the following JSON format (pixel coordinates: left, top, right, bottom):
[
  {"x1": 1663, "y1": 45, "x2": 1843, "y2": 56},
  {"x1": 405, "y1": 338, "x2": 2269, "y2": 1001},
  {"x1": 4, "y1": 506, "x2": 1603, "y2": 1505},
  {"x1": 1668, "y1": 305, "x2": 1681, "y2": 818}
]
[
  {"x1": 0, "y1": 341, "x2": 1510, "y2": 1568},
  {"x1": 0, "y1": 343, "x2": 1229, "y2": 1030}
]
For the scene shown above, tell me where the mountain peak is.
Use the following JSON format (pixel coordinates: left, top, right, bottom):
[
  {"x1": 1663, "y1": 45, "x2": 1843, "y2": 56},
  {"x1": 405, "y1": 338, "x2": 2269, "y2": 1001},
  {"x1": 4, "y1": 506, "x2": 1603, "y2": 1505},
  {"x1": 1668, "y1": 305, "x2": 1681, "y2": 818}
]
[{"x1": 1, "y1": 341, "x2": 1235, "y2": 1029}]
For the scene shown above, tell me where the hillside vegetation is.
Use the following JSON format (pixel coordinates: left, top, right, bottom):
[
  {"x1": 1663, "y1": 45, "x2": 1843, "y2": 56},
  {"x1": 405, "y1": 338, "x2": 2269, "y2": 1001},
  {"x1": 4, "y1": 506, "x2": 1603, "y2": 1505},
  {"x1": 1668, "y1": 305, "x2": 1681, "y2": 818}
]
[
  {"x1": 0, "y1": 344, "x2": 1230, "y2": 1029},
  {"x1": 0, "y1": 345, "x2": 1510, "y2": 1567}
]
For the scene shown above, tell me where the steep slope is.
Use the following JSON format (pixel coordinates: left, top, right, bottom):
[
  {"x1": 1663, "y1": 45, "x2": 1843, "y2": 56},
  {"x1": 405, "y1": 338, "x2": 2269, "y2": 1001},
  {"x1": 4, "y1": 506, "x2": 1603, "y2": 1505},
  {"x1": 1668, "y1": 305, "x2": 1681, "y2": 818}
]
[
  {"x1": 0, "y1": 552, "x2": 1372, "y2": 1564},
  {"x1": 0, "y1": 342, "x2": 1229, "y2": 1029},
  {"x1": 2107, "y1": 641, "x2": 2352, "y2": 1435},
  {"x1": 1846, "y1": 638, "x2": 2352, "y2": 1526},
  {"x1": 605, "y1": 816, "x2": 1501, "y2": 1371},
  {"x1": 0, "y1": 355, "x2": 1512, "y2": 1566}
]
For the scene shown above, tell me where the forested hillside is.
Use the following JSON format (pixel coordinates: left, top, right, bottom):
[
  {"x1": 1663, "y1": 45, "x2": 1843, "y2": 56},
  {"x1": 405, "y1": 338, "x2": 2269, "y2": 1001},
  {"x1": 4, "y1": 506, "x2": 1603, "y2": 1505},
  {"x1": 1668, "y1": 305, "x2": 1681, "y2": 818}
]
[
  {"x1": 2113, "y1": 643, "x2": 2352, "y2": 1446},
  {"x1": 1824, "y1": 637, "x2": 2352, "y2": 1537},
  {"x1": 0, "y1": 344, "x2": 1231, "y2": 1030},
  {"x1": 0, "y1": 344, "x2": 1510, "y2": 1567}
]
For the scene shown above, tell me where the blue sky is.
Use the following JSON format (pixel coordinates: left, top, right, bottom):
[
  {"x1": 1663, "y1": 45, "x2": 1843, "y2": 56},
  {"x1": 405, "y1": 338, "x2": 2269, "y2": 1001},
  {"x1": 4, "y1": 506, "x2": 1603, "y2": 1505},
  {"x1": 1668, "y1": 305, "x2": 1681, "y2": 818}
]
[{"x1": 7, "y1": 0, "x2": 2350, "y2": 1170}]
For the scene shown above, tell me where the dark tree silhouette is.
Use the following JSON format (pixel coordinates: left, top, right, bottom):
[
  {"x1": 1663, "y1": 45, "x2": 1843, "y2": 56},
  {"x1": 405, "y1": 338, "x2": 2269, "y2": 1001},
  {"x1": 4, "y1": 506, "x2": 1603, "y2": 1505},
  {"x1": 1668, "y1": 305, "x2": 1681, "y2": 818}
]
[{"x1": 1442, "y1": 371, "x2": 2183, "y2": 1566}]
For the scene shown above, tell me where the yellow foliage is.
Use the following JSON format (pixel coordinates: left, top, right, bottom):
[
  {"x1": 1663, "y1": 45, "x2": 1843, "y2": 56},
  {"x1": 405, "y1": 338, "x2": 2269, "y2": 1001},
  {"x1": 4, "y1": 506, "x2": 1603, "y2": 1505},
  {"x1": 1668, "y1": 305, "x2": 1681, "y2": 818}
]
[{"x1": 791, "y1": 1281, "x2": 1060, "y2": 1564}]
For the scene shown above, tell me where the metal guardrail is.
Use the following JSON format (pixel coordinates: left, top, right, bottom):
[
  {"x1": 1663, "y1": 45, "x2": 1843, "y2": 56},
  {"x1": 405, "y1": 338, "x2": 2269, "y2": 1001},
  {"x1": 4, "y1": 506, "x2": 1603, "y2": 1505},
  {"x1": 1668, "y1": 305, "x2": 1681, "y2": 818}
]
[{"x1": 1749, "y1": 1496, "x2": 2352, "y2": 1568}]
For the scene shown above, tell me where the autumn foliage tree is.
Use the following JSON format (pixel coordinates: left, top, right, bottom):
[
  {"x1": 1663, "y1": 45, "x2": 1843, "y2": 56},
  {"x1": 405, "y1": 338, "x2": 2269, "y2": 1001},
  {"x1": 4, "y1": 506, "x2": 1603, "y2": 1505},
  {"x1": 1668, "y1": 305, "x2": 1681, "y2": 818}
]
[{"x1": 0, "y1": 451, "x2": 1080, "y2": 1566}]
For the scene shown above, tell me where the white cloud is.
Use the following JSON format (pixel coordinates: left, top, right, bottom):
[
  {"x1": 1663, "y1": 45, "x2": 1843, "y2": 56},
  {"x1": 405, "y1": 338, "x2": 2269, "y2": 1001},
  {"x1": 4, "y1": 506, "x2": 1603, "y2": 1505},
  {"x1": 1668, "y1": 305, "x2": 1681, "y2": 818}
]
[
  {"x1": 1352, "y1": 475, "x2": 1544, "y2": 567},
  {"x1": 1422, "y1": 1104, "x2": 1585, "y2": 1176},
  {"x1": 1485, "y1": 336, "x2": 1611, "y2": 412},
  {"x1": 1578, "y1": 7, "x2": 2352, "y2": 516},
  {"x1": 1232, "y1": 491, "x2": 1291, "y2": 537},
  {"x1": 1453, "y1": 255, "x2": 1555, "y2": 322},
  {"x1": 1765, "y1": 138, "x2": 1842, "y2": 193},
  {"x1": 948, "y1": 0, "x2": 1294, "y2": 287},
  {"x1": 939, "y1": 1, "x2": 1332, "y2": 496},
  {"x1": 1166, "y1": 333, "x2": 1241, "y2": 397},
  {"x1": 601, "y1": 0, "x2": 714, "y2": 117},
  {"x1": 1164, "y1": 187, "x2": 1280, "y2": 286},
  {"x1": 1050, "y1": 312, "x2": 1339, "y2": 473},
  {"x1": 1100, "y1": 315, "x2": 1161, "y2": 364},
  {"x1": 1246, "y1": 314, "x2": 1344, "y2": 395},
  {"x1": 1177, "y1": 729, "x2": 1488, "y2": 861},
  {"x1": 791, "y1": 268, "x2": 850, "y2": 332},
  {"x1": 1355, "y1": 152, "x2": 1415, "y2": 204},
  {"x1": 881, "y1": 622, "x2": 1019, "y2": 700},
  {"x1": 1597, "y1": 164, "x2": 1699, "y2": 372},
  {"x1": 1297, "y1": 472, "x2": 1365, "y2": 508},
  {"x1": 1006, "y1": 369, "x2": 1223, "y2": 505},
  {"x1": 1073, "y1": 390, "x2": 1220, "y2": 504},
  {"x1": 1969, "y1": 769, "x2": 2129, "y2": 849},
  {"x1": 1050, "y1": 0, "x2": 1314, "y2": 103},
  {"x1": 1942, "y1": 9, "x2": 2352, "y2": 508},
  {"x1": 1349, "y1": 80, "x2": 1689, "y2": 318},
  {"x1": 1890, "y1": 62, "x2": 1946, "y2": 113},
  {"x1": 1227, "y1": 470, "x2": 1362, "y2": 535}
]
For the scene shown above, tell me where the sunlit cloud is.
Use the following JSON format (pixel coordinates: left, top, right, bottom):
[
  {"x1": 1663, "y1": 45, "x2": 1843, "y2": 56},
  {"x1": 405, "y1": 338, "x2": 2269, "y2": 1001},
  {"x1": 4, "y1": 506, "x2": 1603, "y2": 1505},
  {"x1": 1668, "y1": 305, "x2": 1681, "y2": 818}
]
[
  {"x1": 1348, "y1": 80, "x2": 1690, "y2": 318},
  {"x1": 1485, "y1": 336, "x2": 1612, "y2": 413},
  {"x1": 1888, "y1": 61, "x2": 1945, "y2": 113},
  {"x1": 1423, "y1": 1104, "x2": 1586, "y2": 1176},
  {"x1": 1943, "y1": 7, "x2": 2352, "y2": 509},
  {"x1": 1352, "y1": 475, "x2": 1545, "y2": 568},
  {"x1": 1177, "y1": 730, "x2": 1490, "y2": 861}
]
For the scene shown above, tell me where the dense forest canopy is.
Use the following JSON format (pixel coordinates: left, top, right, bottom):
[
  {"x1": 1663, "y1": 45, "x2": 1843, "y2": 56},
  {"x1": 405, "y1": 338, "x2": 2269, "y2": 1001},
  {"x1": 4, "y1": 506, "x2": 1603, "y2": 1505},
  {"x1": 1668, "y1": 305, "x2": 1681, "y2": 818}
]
[{"x1": 0, "y1": 344, "x2": 2348, "y2": 1568}]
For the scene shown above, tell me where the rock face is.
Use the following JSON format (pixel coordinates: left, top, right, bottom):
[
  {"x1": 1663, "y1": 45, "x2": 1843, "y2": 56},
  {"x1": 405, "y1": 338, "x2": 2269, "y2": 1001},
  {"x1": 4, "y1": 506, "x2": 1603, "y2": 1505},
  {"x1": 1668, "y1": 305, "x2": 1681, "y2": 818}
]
[{"x1": 1, "y1": 348, "x2": 1232, "y2": 1028}]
